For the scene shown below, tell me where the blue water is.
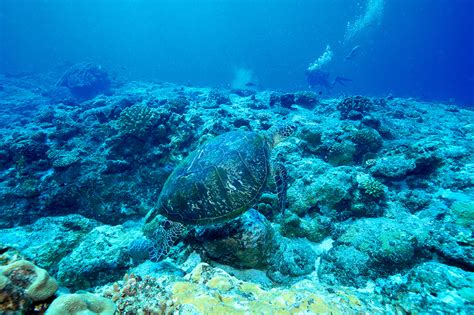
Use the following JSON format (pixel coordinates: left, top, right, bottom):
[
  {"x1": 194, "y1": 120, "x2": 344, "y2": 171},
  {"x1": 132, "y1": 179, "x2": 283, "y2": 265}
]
[{"x1": 1, "y1": 0, "x2": 473, "y2": 105}]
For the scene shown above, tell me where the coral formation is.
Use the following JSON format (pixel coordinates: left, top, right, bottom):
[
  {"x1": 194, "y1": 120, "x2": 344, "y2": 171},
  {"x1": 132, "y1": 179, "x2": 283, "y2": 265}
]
[
  {"x1": 0, "y1": 257, "x2": 58, "y2": 313},
  {"x1": 357, "y1": 173, "x2": 386, "y2": 198},
  {"x1": 55, "y1": 62, "x2": 111, "y2": 100},
  {"x1": 352, "y1": 127, "x2": 383, "y2": 158},
  {"x1": 98, "y1": 263, "x2": 384, "y2": 314},
  {"x1": 45, "y1": 293, "x2": 115, "y2": 315},
  {"x1": 48, "y1": 149, "x2": 80, "y2": 168},
  {"x1": 337, "y1": 95, "x2": 374, "y2": 119},
  {"x1": 116, "y1": 103, "x2": 159, "y2": 137},
  {"x1": 299, "y1": 124, "x2": 323, "y2": 154}
]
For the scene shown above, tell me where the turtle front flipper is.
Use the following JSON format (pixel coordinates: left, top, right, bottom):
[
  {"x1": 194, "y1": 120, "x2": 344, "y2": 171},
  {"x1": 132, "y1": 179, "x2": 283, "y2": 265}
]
[{"x1": 273, "y1": 162, "x2": 288, "y2": 215}]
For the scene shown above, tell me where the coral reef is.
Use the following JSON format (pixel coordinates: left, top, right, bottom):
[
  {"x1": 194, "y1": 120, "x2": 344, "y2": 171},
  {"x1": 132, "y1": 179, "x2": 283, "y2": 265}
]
[
  {"x1": 298, "y1": 124, "x2": 323, "y2": 154},
  {"x1": 0, "y1": 72, "x2": 472, "y2": 314}
]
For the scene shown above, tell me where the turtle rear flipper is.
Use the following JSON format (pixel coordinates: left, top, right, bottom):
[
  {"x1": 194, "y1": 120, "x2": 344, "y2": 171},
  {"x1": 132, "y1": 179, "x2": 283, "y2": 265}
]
[{"x1": 274, "y1": 162, "x2": 288, "y2": 215}]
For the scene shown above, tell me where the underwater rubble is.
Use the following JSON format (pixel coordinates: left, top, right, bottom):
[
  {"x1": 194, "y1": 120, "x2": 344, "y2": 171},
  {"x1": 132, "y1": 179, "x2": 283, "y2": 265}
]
[{"x1": 0, "y1": 66, "x2": 473, "y2": 314}]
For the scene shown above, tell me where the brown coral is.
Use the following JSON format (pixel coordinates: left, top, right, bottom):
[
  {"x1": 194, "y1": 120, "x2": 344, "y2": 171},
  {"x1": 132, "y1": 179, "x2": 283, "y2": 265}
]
[
  {"x1": 45, "y1": 293, "x2": 115, "y2": 315},
  {"x1": 116, "y1": 103, "x2": 159, "y2": 136},
  {"x1": 0, "y1": 259, "x2": 58, "y2": 313}
]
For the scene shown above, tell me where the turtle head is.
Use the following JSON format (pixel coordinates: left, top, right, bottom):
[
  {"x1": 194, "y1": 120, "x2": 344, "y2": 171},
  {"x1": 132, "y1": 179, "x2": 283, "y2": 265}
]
[{"x1": 270, "y1": 123, "x2": 297, "y2": 147}]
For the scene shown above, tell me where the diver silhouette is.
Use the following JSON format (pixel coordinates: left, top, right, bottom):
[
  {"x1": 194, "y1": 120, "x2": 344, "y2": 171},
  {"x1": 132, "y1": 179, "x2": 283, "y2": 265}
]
[
  {"x1": 305, "y1": 69, "x2": 352, "y2": 91},
  {"x1": 305, "y1": 45, "x2": 352, "y2": 92}
]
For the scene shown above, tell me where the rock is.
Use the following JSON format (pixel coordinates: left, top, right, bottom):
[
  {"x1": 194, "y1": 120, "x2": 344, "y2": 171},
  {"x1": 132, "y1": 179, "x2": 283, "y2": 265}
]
[
  {"x1": 320, "y1": 217, "x2": 431, "y2": 287},
  {"x1": 268, "y1": 235, "x2": 317, "y2": 283},
  {"x1": 381, "y1": 262, "x2": 474, "y2": 314},
  {"x1": 299, "y1": 125, "x2": 322, "y2": 154},
  {"x1": 230, "y1": 88, "x2": 256, "y2": 97},
  {"x1": 280, "y1": 212, "x2": 331, "y2": 243},
  {"x1": 327, "y1": 141, "x2": 356, "y2": 165},
  {"x1": 10, "y1": 135, "x2": 49, "y2": 162},
  {"x1": 130, "y1": 260, "x2": 186, "y2": 278},
  {"x1": 369, "y1": 156, "x2": 416, "y2": 179},
  {"x1": 451, "y1": 200, "x2": 474, "y2": 228},
  {"x1": 431, "y1": 222, "x2": 474, "y2": 270},
  {"x1": 55, "y1": 225, "x2": 142, "y2": 290},
  {"x1": 319, "y1": 245, "x2": 370, "y2": 286},
  {"x1": 103, "y1": 159, "x2": 132, "y2": 174},
  {"x1": 0, "y1": 215, "x2": 100, "y2": 270},
  {"x1": 195, "y1": 209, "x2": 273, "y2": 269},
  {"x1": 311, "y1": 167, "x2": 355, "y2": 210},
  {"x1": 294, "y1": 91, "x2": 319, "y2": 108},
  {"x1": 269, "y1": 92, "x2": 295, "y2": 108},
  {"x1": 361, "y1": 115, "x2": 381, "y2": 129},
  {"x1": 205, "y1": 89, "x2": 230, "y2": 107}
]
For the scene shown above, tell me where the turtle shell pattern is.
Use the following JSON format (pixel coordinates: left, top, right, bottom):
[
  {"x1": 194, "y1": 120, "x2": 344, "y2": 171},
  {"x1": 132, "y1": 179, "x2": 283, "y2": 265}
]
[{"x1": 158, "y1": 130, "x2": 271, "y2": 225}]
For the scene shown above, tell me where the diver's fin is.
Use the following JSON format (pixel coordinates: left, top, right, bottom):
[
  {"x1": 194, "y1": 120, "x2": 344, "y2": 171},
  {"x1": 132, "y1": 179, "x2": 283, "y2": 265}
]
[{"x1": 274, "y1": 162, "x2": 288, "y2": 215}]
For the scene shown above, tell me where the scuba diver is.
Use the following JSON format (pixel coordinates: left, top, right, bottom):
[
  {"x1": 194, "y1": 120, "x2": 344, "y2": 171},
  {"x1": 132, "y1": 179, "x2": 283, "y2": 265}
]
[{"x1": 305, "y1": 45, "x2": 352, "y2": 92}]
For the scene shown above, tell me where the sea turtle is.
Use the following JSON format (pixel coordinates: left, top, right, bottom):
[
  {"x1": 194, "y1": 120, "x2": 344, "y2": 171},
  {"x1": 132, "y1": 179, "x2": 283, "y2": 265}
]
[{"x1": 144, "y1": 124, "x2": 296, "y2": 229}]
